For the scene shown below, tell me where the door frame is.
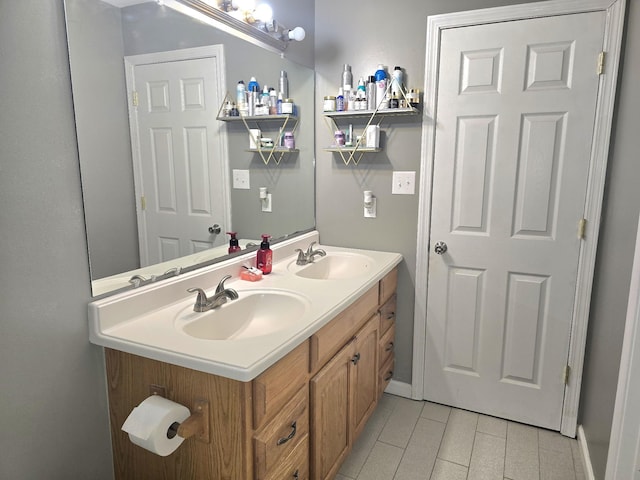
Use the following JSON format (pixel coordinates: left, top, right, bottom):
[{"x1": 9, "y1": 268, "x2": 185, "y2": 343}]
[
  {"x1": 124, "y1": 45, "x2": 231, "y2": 267},
  {"x1": 412, "y1": 0, "x2": 626, "y2": 436}
]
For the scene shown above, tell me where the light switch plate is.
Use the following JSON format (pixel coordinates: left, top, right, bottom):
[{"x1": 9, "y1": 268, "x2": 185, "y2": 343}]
[
  {"x1": 392, "y1": 171, "x2": 416, "y2": 195},
  {"x1": 233, "y1": 169, "x2": 250, "y2": 189}
]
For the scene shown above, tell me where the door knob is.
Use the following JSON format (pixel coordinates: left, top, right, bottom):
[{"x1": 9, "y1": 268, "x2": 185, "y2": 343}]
[
  {"x1": 434, "y1": 241, "x2": 448, "y2": 255},
  {"x1": 208, "y1": 224, "x2": 221, "y2": 234}
]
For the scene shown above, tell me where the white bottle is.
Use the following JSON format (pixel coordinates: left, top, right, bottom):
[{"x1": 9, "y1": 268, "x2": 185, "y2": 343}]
[
  {"x1": 375, "y1": 64, "x2": 387, "y2": 109},
  {"x1": 391, "y1": 66, "x2": 404, "y2": 98}
]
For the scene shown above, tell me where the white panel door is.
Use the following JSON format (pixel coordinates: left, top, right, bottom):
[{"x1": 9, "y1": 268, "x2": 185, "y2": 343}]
[
  {"x1": 132, "y1": 55, "x2": 228, "y2": 266},
  {"x1": 424, "y1": 12, "x2": 605, "y2": 429}
]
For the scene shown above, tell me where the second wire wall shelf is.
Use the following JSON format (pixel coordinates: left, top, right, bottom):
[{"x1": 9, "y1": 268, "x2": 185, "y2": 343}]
[
  {"x1": 323, "y1": 105, "x2": 420, "y2": 165},
  {"x1": 218, "y1": 112, "x2": 299, "y2": 166}
]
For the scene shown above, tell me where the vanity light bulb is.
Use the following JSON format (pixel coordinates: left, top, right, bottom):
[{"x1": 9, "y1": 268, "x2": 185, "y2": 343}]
[
  {"x1": 288, "y1": 26, "x2": 306, "y2": 42},
  {"x1": 254, "y1": 3, "x2": 273, "y2": 23}
]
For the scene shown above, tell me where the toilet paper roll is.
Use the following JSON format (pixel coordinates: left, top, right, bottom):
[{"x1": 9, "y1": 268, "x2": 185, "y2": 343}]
[{"x1": 121, "y1": 395, "x2": 191, "y2": 457}]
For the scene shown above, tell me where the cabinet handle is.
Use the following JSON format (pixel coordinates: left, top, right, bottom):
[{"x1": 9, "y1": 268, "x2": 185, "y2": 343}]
[
  {"x1": 385, "y1": 342, "x2": 394, "y2": 352},
  {"x1": 276, "y1": 421, "x2": 297, "y2": 445},
  {"x1": 384, "y1": 371, "x2": 393, "y2": 381},
  {"x1": 386, "y1": 312, "x2": 395, "y2": 320},
  {"x1": 293, "y1": 469, "x2": 299, "y2": 479},
  {"x1": 351, "y1": 352, "x2": 361, "y2": 365}
]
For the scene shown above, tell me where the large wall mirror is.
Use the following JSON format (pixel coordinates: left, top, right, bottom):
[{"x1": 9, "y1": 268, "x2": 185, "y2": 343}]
[{"x1": 64, "y1": 0, "x2": 315, "y2": 297}]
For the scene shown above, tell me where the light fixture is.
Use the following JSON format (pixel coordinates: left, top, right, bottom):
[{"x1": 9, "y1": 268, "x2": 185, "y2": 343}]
[
  {"x1": 161, "y1": 0, "x2": 304, "y2": 53},
  {"x1": 286, "y1": 26, "x2": 306, "y2": 42}
]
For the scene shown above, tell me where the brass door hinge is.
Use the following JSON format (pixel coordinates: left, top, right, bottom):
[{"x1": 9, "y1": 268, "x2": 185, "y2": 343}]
[
  {"x1": 141, "y1": 195, "x2": 146, "y2": 211},
  {"x1": 132, "y1": 91, "x2": 139, "y2": 107},
  {"x1": 597, "y1": 51, "x2": 606, "y2": 75},
  {"x1": 563, "y1": 365, "x2": 571, "y2": 386},
  {"x1": 578, "y1": 218, "x2": 587, "y2": 239}
]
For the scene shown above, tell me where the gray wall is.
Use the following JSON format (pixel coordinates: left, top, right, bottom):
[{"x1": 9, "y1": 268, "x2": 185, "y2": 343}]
[
  {"x1": 314, "y1": 1, "x2": 640, "y2": 478},
  {"x1": 66, "y1": 0, "x2": 139, "y2": 279},
  {"x1": 579, "y1": 2, "x2": 640, "y2": 477},
  {"x1": 0, "y1": 1, "x2": 113, "y2": 479}
]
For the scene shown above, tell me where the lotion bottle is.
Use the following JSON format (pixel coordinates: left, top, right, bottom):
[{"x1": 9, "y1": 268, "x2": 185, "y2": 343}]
[
  {"x1": 256, "y1": 234, "x2": 273, "y2": 274},
  {"x1": 227, "y1": 231, "x2": 241, "y2": 253}
]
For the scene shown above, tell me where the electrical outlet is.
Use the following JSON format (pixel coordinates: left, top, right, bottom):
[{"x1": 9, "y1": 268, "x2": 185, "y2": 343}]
[
  {"x1": 232, "y1": 169, "x2": 250, "y2": 189},
  {"x1": 392, "y1": 171, "x2": 416, "y2": 195},
  {"x1": 364, "y1": 198, "x2": 376, "y2": 218},
  {"x1": 262, "y1": 193, "x2": 272, "y2": 212}
]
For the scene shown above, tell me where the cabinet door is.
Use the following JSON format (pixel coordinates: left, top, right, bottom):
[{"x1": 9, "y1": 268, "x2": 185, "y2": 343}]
[
  {"x1": 310, "y1": 341, "x2": 356, "y2": 480},
  {"x1": 352, "y1": 314, "x2": 379, "y2": 440}
]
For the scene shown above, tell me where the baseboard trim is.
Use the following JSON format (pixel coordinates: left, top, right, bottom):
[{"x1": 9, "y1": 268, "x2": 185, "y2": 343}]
[
  {"x1": 384, "y1": 379, "x2": 413, "y2": 398},
  {"x1": 578, "y1": 425, "x2": 596, "y2": 480}
]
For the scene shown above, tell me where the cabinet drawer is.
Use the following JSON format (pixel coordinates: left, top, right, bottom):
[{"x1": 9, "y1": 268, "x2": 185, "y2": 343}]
[
  {"x1": 379, "y1": 268, "x2": 398, "y2": 305},
  {"x1": 378, "y1": 357, "x2": 394, "y2": 398},
  {"x1": 253, "y1": 340, "x2": 309, "y2": 429},
  {"x1": 254, "y1": 386, "x2": 309, "y2": 480},
  {"x1": 264, "y1": 435, "x2": 309, "y2": 480},
  {"x1": 310, "y1": 285, "x2": 378, "y2": 373},
  {"x1": 379, "y1": 294, "x2": 396, "y2": 336},
  {"x1": 379, "y1": 323, "x2": 395, "y2": 368}
]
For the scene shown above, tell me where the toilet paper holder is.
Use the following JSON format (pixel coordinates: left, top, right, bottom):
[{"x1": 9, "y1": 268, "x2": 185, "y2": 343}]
[{"x1": 166, "y1": 398, "x2": 210, "y2": 444}]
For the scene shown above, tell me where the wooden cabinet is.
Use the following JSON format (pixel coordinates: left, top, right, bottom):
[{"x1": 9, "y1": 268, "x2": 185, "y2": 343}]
[
  {"x1": 310, "y1": 314, "x2": 379, "y2": 480},
  {"x1": 105, "y1": 268, "x2": 398, "y2": 480}
]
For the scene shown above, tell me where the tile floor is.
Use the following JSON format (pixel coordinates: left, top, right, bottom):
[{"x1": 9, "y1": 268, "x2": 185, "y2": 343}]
[{"x1": 336, "y1": 394, "x2": 586, "y2": 480}]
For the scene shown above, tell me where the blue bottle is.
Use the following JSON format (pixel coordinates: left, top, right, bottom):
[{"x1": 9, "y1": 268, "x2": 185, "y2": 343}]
[{"x1": 374, "y1": 65, "x2": 387, "y2": 109}]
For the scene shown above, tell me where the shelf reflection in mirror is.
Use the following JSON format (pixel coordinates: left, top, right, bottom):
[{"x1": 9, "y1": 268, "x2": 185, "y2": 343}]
[{"x1": 64, "y1": 0, "x2": 315, "y2": 297}]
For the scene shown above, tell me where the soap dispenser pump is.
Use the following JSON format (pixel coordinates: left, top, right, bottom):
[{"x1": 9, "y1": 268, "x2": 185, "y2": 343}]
[
  {"x1": 227, "y1": 231, "x2": 241, "y2": 254},
  {"x1": 256, "y1": 234, "x2": 273, "y2": 274}
]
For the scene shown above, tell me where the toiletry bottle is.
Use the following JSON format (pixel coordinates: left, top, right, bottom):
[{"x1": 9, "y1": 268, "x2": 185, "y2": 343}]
[
  {"x1": 391, "y1": 66, "x2": 404, "y2": 98},
  {"x1": 375, "y1": 64, "x2": 388, "y2": 109},
  {"x1": 366, "y1": 75, "x2": 376, "y2": 110},
  {"x1": 227, "y1": 231, "x2": 241, "y2": 253},
  {"x1": 357, "y1": 77, "x2": 366, "y2": 99},
  {"x1": 336, "y1": 87, "x2": 345, "y2": 111},
  {"x1": 256, "y1": 234, "x2": 273, "y2": 274},
  {"x1": 342, "y1": 64, "x2": 353, "y2": 93},
  {"x1": 279, "y1": 70, "x2": 289, "y2": 98},
  {"x1": 277, "y1": 92, "x2": 283, "y2": 114},
  {"x1": 247, "y1": 76, "x2": 259, "y2": 116},
  {"x1": 268, "y1": 88, "x2": 277, "y2": 115},
  {"x1": 236, "y1": 80, "x2": 246, "y2": 110}
]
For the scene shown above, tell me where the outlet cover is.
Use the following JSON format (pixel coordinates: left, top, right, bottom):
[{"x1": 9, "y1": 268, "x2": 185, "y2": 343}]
[
  {"x1": 232, "y1": 169, "x2": 250, "y2": 189},
  {"x1": 364, "y1": 198, "x2": 377, "y2": 218},
  {"x1": 262, "y1": 193, "x2": 272, "y2": 212},
  {"x1": 392, "y1": 171, "x2": 416, "y2": 195}
]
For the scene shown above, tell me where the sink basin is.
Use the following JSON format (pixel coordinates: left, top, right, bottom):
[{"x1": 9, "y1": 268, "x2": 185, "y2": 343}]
[
  {"x1": 289, "y1": 252, "x2": 376, "y2": 280},
  {"x1": 176, "y1": 289, "x2": 311, "y2": 340}
]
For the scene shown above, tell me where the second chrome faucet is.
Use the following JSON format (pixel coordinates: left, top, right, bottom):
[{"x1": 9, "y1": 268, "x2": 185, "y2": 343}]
[
  {"x1": 295, "y1": 241, "x2": 327, "y2": 265},
  {"x1": 187, "y1": 275, "x2": 239, "y2": 312}
]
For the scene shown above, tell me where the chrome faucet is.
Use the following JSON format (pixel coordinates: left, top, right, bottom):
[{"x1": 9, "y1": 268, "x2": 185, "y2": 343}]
[
  {"x1": 129, "y1": 274, "x2": 152, "y2": 287},
  {"x1": 295, "y1": 241, "x2": 327, "y2": 265},
  {"x1": 187, "y1": 275, "x2": 239, "y2": 312}
]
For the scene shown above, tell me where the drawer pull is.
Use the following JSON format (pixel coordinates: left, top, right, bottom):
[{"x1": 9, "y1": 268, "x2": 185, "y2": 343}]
[
  {"x1": 384, "y1": 371, "x2": 393, "y2": 381},
  {"x1": 386, "y1": 312, "x2": 395, "y2": 320},
  {"x1": 385, "y1": 342, "x2": 394, "y2": 352},
  {"x1": 276, "y1": 421, "x2": 297, "y2": 446},
  {"x1": 293, "y1": 469, "x2": 299, "y2": 479},
  {"x1": 351, "y1": 352, "x2": 361, "y2": 365}
]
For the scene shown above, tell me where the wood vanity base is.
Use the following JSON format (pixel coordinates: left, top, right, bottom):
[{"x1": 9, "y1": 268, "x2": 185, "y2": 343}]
[{"x1": 105, "y1": 268, "x2": 398, "y2": 480}]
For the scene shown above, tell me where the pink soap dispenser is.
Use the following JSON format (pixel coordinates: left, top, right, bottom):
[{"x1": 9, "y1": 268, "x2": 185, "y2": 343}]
[
  {"x1": 256, "y1": 234, "x2": 273, "y2": 274},
  {"x1": 227, "y1": 231, "x2": 241, "y2": 254}
]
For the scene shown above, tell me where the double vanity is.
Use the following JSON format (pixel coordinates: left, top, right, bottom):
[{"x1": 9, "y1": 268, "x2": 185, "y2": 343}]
[{"x1": 89, "y1": 231, "x2": 401, "y2": 479}]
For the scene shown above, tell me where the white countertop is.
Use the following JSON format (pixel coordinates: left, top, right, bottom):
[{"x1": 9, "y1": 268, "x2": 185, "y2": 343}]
[{"x1": 88, "y1": 231, "x2": 402, "y2": 382}]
